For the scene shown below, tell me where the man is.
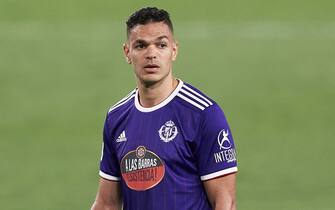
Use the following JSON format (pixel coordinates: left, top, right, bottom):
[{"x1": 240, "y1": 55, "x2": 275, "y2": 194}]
[{"x1": 91, "y1": 7, "x2": 238, "y2": 210}]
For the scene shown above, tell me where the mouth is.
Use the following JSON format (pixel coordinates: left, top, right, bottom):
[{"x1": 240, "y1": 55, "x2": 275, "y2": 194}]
[
  {"x1": 143, "y1": 64, "x2": 160, "y2": 72},
  {"x1": 144, "y1": 64, "x2": 160, "y2": 69}
]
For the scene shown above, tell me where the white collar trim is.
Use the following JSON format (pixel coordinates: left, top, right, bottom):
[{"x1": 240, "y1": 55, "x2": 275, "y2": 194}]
[{"x1": 135, "y1": 79, "x2": 184, "y2": 112}]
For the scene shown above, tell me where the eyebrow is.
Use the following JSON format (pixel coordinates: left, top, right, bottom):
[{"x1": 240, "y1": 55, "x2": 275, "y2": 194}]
[
  {"x1": 133, "y1": 36, "x2": 169, "y2": 44},
  {"x1": 156, "y1": 36, "x2": 169, "y2": 40}
]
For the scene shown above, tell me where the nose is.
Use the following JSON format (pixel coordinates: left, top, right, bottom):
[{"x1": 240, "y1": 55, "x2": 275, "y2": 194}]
[
  {"x1": 145, "y1": 45, "x2": 157, "y2": 60},
  {"x1": 146, "y1": 55, "x2": 156, "y2": 60}
]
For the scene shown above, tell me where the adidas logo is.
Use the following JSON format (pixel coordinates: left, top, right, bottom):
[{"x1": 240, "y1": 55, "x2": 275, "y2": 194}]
[{"x1": 116, "y1": 130, "x2": 127, "y2": 142}]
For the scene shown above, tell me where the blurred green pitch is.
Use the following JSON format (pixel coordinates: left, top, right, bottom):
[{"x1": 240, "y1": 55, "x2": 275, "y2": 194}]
[{"x1": 1, "y1": 0, "x2": 335, "y2": 209}]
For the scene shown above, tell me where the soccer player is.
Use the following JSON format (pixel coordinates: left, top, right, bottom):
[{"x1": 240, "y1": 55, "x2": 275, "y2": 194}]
[{"x1": 91, "y1": 7, "x2": 238, "y2": 210}]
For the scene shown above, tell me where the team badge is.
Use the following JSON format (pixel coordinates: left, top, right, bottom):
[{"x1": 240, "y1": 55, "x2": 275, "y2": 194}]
[
  {"x1": 120, "y1": 146, "x2": 165, "y2": 191},
  {"x1": 158, "y1": 120, "x2": 178, "y2": 142},
  {"x1": 217, "y1": 129, "x2": 231, "y2": 150}
]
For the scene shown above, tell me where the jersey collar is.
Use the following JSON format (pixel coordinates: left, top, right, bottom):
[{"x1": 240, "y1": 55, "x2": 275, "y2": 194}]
[{"x1": 135, "y1": 79, "x2": 184, "y2": 112}]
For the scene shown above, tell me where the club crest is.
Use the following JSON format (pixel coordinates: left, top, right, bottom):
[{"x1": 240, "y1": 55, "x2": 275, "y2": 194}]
[{"x1": 158, "y1": 120, "x2": 178, "y2": 142}]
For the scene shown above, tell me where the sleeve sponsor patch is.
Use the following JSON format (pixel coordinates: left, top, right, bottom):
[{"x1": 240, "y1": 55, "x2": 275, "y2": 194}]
[{"x1": 213, "y1": 129, "x2": 237, "y2": 163}]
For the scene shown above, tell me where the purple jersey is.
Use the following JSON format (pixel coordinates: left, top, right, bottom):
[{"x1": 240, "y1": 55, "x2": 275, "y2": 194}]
[{"x1": 99, "y1": 80, "x2": 237, "y2": 210}]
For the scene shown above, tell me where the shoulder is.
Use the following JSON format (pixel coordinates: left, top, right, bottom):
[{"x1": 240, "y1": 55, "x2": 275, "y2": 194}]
[
  {"x1": 174, "y1": 81, "x2": 228, "y2": 126},
  {"x1": 173, "y1": 81, "x2": 231, "y2": 142},
  {"x1": 106, "y1": 89, "x2": 136, "y2": 118},
  {"x1": 175, "y1": 81, "x2": 219, "y2": 113},
  {"x1": 176, "y1": 81, "x2": 230, "y2": 127},
  {"x1": 103, "y1": 89, "x2": 136, "y2": 136}
]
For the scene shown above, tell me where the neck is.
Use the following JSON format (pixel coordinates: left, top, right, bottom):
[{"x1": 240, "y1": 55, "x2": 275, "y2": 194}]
[{"x1": 137, "y1": 76, "x2": 178, "y2": 108}]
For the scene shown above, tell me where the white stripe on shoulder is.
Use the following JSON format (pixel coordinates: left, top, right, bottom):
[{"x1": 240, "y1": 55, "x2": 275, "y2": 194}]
[
  {"x1": 99, "y1": 170, "x2": 121, "y2": 181},
  {"x1": 177, "y1": 93, "x2": 205, "y2": 110},
  {"x1": 108, "y1": 90, "x2": 136, "y2": 113},
  {"x1": 180, "y1": 88, "x2": 210, "y2": 107},
  {"x1": 182, "y1": 85, "x2": 213, "y2": 105}
]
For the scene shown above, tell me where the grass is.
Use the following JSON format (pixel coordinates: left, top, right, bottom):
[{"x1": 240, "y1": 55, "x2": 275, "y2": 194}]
[{"x1": 1, "y1": 1, "x2": 335, "y2": 209}]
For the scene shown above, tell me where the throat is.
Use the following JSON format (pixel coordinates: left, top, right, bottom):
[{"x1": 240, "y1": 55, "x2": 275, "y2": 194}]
[{"x1": 137, "y1": 78, "x2": 179, "y2": 108}]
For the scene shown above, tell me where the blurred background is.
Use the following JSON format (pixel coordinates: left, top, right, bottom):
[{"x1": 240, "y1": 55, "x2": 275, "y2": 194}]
[{"x1": 1, "y1": 0, "x2": 334, "y2": 209}]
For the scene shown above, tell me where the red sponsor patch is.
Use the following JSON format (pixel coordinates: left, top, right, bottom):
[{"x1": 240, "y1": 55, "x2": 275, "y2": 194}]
[{"x1": 120, "y1": 146, "x2": 165, "y2": 191}]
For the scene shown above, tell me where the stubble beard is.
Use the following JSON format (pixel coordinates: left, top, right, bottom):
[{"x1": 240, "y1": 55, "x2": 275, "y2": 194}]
[{"x1": 136, "y1": 67, "x2": 173, "y2": 89}]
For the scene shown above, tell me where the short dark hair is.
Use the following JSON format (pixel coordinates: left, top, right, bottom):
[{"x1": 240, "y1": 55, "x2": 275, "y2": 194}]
[{"x1": 126, "y1": 7, "x2": 174, "y2": 37}]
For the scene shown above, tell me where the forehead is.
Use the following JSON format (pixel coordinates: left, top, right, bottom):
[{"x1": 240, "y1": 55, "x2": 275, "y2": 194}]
[{"x1": 128, "y1": 22, "x2": 173, "y2": 42}]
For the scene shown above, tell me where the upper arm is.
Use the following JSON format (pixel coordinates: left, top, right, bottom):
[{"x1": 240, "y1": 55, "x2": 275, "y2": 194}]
[
  {"x1": 195, "y1": 103, "x2": 238, "y2": 181},
  {"x1": 194, "y1": 103, "x2": 238, "y2": 209},
  {"x1": 100, "y1": 114, "x2": 121, "y2": 181},
  {"x1": 92, "y1": 114, "x2": 123, "y2": 210},
  {"x1": 91, "y1": 178, "x2": 122, "y2": 210},
  {"x1": 203, "y1": 173, "x2": 237, "y2": 210}
]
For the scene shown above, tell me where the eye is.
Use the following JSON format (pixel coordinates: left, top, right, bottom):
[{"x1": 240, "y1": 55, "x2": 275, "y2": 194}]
[
  {"x1": 158, "y1": 42, "x2": 167, "y2": 48},
  {"x1": 134, "y1": 44, "x2": 145, "y2": 49}
]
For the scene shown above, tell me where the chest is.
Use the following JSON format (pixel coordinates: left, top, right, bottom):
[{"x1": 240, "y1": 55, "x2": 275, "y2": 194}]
[{"x1": 113, "y1": 111, "x2": 193, "y2": 163}]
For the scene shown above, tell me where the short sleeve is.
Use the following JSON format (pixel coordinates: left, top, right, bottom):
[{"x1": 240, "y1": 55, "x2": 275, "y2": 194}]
[
  {"x1": 195, "y1": 103, "x2": 238, "y2": 181},
  {"x1": 99, "y1": 114, "x2": 121, "y2": 181}
]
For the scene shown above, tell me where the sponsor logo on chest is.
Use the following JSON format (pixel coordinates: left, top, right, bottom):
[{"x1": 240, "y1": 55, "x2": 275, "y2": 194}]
[{"x1": 120, "y1": 146, "x2": 165, "y2": 191}]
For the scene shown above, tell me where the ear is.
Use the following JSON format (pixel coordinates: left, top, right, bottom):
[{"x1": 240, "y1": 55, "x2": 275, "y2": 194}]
[
  {"x1": 172, "y1": 40, "x2": 178, "y2": 61},
  {"x1": 123, "y1": 43, "x2": 132, "y2": 64}
]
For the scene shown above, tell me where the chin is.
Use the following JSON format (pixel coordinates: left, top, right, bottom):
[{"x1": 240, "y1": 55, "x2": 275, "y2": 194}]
[
  {"x1": 141, "y1": 78, "x2": 161, "y2": 86},
  {"x1": 138, "y1": 75, "x2": 165, "y2": 86}
]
